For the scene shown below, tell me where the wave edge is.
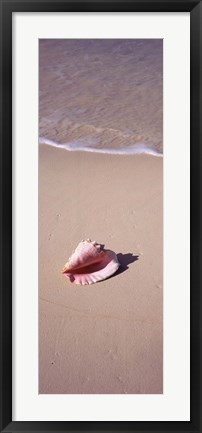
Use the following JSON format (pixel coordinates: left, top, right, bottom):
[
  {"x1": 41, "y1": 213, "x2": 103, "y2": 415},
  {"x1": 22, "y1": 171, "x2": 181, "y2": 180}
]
[{"x1": 39, "y1": 137, "x2": 163, "y2": 158}]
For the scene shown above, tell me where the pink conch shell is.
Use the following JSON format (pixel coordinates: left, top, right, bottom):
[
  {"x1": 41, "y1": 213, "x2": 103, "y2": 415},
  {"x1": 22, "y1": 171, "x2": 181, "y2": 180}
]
[{"x1": 62, "y1": 239, "x2": 120, "y2": 285}]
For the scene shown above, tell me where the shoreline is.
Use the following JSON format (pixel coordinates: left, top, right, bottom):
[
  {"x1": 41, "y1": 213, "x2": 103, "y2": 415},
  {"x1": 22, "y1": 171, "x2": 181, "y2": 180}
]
[{"x1": 39, "y1": 138, "x2": 163, "y2": 157}]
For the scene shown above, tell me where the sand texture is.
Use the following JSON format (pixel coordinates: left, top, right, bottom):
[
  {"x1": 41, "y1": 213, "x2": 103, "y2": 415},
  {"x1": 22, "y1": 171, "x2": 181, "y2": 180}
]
[{"x1": 39, "y1": 145, "x2": 163, "y2": 394}]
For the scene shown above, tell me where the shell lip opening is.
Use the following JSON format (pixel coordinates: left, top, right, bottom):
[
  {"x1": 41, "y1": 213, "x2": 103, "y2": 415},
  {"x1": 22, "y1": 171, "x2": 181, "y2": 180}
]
[
  {"x1": 62, "y1": 252, "x2": 106, "y2": 274},
  {"x1": 62, "y1": 257, "x2": 105, "y2": 275},
  {"x1": 62, "y1": 249, "x2": 119, "y2": 276}
]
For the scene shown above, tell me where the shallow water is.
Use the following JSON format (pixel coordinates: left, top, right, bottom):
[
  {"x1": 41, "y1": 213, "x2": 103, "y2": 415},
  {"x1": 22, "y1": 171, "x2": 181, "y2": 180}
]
[{"x1": 39, "y1": 39, "x2": 163, "y2": 155}]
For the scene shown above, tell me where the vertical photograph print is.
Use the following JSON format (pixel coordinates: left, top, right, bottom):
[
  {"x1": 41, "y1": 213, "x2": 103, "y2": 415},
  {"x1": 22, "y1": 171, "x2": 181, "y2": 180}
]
[{"x1": 39, "y1": 39, "x2": 163, "y2": 394}]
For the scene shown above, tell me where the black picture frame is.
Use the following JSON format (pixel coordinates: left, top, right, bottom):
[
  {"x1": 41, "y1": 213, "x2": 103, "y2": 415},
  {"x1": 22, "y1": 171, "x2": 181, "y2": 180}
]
[{"x1": 0, "y1": 1, "x2": 201, "y2": 432}]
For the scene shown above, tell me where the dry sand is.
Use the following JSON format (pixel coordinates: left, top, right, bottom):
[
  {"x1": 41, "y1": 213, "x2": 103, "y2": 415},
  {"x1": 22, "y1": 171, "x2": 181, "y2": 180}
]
[{"x1": 39, "y1": 144, "x2": 163, "y2": 394}]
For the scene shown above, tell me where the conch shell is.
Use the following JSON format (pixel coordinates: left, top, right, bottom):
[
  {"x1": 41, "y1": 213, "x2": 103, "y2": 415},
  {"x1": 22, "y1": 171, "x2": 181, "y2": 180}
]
[{"x1": 62, "y1": 239, "x2": 120, "y2": 285}]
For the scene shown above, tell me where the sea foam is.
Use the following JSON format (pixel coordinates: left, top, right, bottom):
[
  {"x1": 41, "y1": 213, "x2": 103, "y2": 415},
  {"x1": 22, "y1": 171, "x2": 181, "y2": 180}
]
[{"x1": 39, "y1": 137, "x2": 163, "y2": 158}]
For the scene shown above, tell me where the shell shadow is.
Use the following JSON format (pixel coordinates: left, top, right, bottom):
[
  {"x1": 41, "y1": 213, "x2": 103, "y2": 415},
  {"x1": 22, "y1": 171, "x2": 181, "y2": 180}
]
[{"x1": 115, "y1": 253, "x2": 139, "y2": 276}]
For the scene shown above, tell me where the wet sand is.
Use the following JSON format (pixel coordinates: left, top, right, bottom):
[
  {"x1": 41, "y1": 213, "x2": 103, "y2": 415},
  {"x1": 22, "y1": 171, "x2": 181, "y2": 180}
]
[{"x1": 39, "y1": 144, "x2": 163, "y2": 394}]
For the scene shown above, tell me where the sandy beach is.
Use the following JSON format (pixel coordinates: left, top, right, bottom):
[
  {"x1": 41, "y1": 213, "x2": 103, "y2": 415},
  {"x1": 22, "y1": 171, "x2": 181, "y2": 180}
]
[{"x1": 39, "y1": 144, "x2": 163, "y2": 394}]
